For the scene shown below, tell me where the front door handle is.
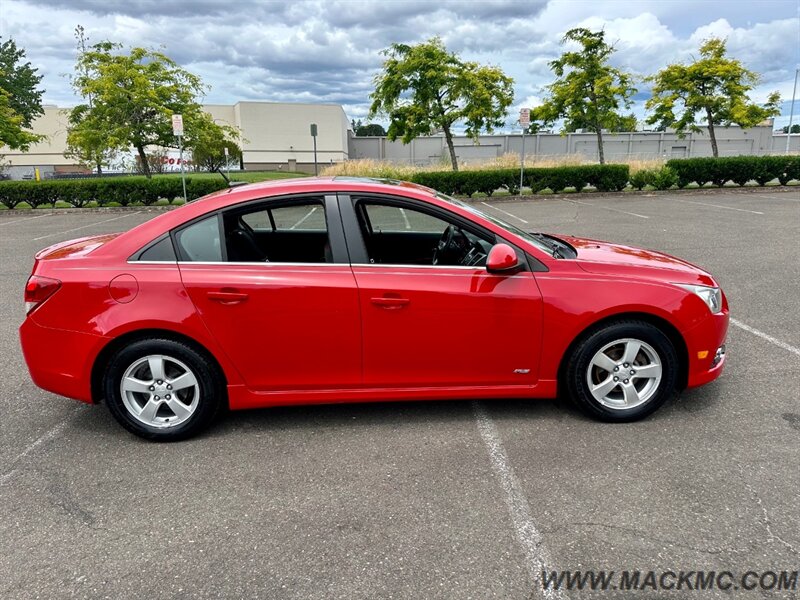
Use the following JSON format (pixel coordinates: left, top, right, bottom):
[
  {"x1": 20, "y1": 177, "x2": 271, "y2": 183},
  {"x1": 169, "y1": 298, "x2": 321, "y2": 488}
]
[
  {"x1": 207, "y1": 290, "x2": 249, "y2": 304},
  {"x1": 371, "y1": 296, "x2": 410, "y2": 309}
]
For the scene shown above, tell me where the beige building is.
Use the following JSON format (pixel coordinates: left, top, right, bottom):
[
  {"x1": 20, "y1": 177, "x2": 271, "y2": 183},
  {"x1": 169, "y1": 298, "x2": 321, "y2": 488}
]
[{"x1": 1, "y1": 101, "x2": 352, "y2": 178}]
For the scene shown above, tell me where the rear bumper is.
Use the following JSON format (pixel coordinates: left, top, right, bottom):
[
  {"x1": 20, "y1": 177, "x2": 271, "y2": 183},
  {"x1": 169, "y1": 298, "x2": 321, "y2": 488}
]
[
  {"x1": 684, "y1": 310, "x2": 729, "y2": 388},
  {"x1": 19, "y1": 318, "x2": 107, "y2": 403}
]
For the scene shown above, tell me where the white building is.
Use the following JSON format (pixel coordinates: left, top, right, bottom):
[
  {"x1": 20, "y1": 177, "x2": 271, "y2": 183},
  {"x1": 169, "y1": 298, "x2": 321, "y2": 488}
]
[{"x1": 1, "y1": 101, "x2": 352, "y2": 178}]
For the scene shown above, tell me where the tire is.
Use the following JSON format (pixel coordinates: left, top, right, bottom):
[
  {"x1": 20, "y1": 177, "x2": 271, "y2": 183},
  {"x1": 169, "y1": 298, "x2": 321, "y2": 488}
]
[
  {"x1": 103, "y1": 338, "x2": 225, "y2": 441},
  {"x1": 565, "y1": 320, "x2": 679, "y2": 422}
]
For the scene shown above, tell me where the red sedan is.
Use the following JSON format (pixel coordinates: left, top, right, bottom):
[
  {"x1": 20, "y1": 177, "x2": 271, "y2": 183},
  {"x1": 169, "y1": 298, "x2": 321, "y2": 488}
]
[{"x1": 20, "y1": 178, "x2": 728, "y2": 441}]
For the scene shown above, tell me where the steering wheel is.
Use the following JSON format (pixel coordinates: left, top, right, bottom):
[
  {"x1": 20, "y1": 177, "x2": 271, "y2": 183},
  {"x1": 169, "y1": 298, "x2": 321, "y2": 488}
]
[{"x1": 433, "y1": 225, "x2": 468, "y2": 265}]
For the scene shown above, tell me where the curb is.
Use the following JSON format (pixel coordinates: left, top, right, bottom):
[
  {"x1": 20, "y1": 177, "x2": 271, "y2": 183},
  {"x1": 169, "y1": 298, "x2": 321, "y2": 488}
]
[
  {"x1": 0, "y1": 204, "x2": 182, "y2": 218},
  {"x1": 459, "y1": 185, "x2": 799, "y2": 204}
]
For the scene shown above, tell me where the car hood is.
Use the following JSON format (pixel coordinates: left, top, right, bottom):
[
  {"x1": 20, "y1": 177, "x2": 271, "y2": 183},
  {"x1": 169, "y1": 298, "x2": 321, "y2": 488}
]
[{"x1": 558, "y1": 235, "x2": 717, "y2": 286}]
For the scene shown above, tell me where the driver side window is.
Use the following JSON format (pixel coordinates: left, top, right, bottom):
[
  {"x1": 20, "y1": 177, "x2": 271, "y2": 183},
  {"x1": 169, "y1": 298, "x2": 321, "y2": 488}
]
[{"x1": 356, "y1": 200, "x2": 492, "y2": 267}]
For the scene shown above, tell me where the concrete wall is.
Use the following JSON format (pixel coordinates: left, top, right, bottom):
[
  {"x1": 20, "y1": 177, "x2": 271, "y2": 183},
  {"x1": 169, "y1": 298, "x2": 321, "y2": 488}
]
[{"x1": 349, "y1": 126, "x2": 798, "y2": 165}]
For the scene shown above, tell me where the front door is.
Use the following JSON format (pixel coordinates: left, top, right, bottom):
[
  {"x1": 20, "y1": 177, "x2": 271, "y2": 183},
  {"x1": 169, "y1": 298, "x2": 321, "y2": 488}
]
[{"x1": 343, "y1": 196, "x2": 543, "y2": 388}]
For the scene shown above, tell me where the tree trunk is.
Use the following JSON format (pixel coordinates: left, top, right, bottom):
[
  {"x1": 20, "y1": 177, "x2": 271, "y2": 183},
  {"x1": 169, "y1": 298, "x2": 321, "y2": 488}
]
[
  {"x1": 442, "y1": 126, "x2": 459, "y2": 171},
  {"x1": 136, "y1": 144, "x2": 151, "y2": 178},
  {"x1": 596, "y1": 127, "x2": 605, "y2": 165},
  {"x1": 706, "y1": 108, "x2": 719, "y2": 158},
  {"x1": 95, "y1": 159, "x2": 102, "y2": 175}
]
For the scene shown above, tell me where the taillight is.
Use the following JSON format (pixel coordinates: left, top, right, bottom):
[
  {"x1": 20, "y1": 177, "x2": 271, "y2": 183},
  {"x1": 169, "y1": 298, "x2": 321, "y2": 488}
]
[{"x1": 24, "y1": 275, "x2": 61, "y2": 314}]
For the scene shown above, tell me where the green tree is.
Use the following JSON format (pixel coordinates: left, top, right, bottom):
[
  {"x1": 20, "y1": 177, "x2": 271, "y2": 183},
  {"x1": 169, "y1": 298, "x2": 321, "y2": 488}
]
[
  {"x1": 532, "y1": 28, "x2": 637, "y2": 164},
  {"x1": 355, "y1": 123, "x2": 387, "y2": 136},
  {"x1": 66, "y1": 25, "x2": 116, "y2": 174},
  {"x1": 646, "y1": 38, "x2": 781, "y2": 158},
  {"x1": 0, "y1": 37, "x2": 45, "y2": 150},
  {"x1": 369, "y1": 37, "x2": 514, "y2": 171},
  {"x1": 188, "y1": 118, "x2": 242, "y2": 172},
  {"x1": 68, "y1": 42, "x2": 217, "y2": 177},
  {"x1": 781, "y1": 124, "x2": 800, "y2": 134}
]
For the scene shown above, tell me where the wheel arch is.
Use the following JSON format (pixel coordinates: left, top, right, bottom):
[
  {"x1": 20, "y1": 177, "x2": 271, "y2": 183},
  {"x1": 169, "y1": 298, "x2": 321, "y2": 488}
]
[
  {"x1": 90, "y1": 328, "x2": 229, "y2": 404},
  {"x1": 556, "y1": 311, "x2": 689, "y2": 395}
]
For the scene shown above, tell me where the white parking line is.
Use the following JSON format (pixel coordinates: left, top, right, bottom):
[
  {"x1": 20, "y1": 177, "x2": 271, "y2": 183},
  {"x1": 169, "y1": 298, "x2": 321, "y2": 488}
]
[
  {"x1": 398, "y1": 207, "x2": 412, "y2": 230},
  {"x1": 673, "y1": 198, "x2": 763, "y2": 215},
  {"x1": 0, "y1": 213, "x2": 52, "y2": 227},
  {"x1": 480, "y1": 201, "x2": 529, "y2": 224},
  {"x1": 290, "y1": 206, "x2": 318, "y2": 229},
  {"x1": 473, "y1": 402, "x2": 563, "y2": 598},
  {"x1": 560, "y1": 198, "x2": 650, "y2": 219},
  {"x1": 730, "y1": 318, "x2": 800, "y2": 357},
  {"x1": 0, "y1": 413, "x2": 78, "y2": 485},
  {"x1": 32, "y1": 212, "x2": 142, "y2": 241}
]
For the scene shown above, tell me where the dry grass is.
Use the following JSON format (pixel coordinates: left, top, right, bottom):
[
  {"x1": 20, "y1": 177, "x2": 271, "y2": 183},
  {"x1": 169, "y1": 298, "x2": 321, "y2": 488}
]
[{"x1": 321, "y1": 153, "x2": 667, "y2": 178}]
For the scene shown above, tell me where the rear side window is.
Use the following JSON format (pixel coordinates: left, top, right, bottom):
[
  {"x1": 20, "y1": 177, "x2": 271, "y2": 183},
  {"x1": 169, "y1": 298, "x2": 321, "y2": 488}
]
[
  {"x1": 138, "y1": 236, "x2": 176, "y2": 261},
  {"x1": 175, "y1": 215, "x2": 222, "y2": 262}
]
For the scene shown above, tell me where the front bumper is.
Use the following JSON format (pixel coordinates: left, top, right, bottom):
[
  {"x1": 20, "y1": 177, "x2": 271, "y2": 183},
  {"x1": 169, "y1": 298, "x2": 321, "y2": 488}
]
[
  {"x1": 684, "y1": 310, "x2": 729, "y2": 388},
  {"x1": 19, "y1": 318, "x2": 107, "y2": 403}
]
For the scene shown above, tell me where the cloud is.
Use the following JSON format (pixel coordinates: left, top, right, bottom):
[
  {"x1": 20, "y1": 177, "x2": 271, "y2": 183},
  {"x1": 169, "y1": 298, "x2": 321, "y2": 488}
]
[{"x1": 1, "y1": 0, "x2": 796, "y2": 129}]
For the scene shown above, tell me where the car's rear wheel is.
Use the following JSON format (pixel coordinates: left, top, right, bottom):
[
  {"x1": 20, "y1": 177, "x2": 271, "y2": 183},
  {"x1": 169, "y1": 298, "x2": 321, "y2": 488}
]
[
  {"x1": 103, "y1": 338, "x2": 225, "y2": 441},
  {"x1": 565, "y1": 320, "x2": 679, "y2": 421}
]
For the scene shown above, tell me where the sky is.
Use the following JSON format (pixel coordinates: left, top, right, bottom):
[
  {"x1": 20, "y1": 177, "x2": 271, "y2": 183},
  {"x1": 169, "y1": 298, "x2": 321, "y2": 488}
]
[{"x1": 1, "y1": 0, "x2": 799, "y2": 131}]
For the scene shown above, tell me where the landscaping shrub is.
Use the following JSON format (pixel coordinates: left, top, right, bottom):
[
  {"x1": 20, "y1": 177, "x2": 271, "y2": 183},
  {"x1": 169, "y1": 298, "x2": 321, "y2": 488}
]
[
  {"x1": 666, "y1": 155, "x2": 800, "y2": 188},
  {"x1": 629, "y1": 166, "x2": 678, "y2": 190},
  {"x1": 0, "y1": 176, "x2": 228, "y2": 208},
  {"x1": 412, "y1": 164, "x2": 631, "y2": 196}
]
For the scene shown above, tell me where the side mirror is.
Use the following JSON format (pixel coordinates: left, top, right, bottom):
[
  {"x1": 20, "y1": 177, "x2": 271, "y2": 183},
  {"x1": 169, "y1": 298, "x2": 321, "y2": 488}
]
[{"x1": 486, "y1": 243, "x2": 522, "y2": 274}]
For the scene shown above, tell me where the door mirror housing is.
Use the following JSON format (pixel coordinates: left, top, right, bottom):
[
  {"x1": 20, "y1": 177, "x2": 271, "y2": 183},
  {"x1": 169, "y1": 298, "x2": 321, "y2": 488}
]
[{"x1": 486, "y1": 243, "x2": 522, "y2": 274}]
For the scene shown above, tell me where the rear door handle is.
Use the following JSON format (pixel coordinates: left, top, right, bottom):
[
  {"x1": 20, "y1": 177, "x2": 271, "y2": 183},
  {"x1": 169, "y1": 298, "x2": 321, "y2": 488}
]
[
  {"x1": 207, "y1": 290, "x2": 249, "y2": 304},
  {"x1": 371, "y1": 297, "x2": 410, "y2": 309}
]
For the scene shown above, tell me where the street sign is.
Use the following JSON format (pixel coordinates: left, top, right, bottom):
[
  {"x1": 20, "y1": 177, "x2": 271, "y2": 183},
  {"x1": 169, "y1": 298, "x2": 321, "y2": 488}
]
[
  {"x1": 223, "y1": 146, "x2": 229, "y2": 156},
  {"x1": 172, "y1": 114, "x2": 184, "y2": 137},
  {"x1": 519, "y1": 108, "x2": 530, "y2": 126},
  {"x1": 310, "y1": 123, "x2": 318, "y2": 137}
]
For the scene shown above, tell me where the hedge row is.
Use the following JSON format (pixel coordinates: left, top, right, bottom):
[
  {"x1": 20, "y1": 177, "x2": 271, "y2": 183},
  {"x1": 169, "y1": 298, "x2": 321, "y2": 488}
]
[
  {"x1": 410, "y1": 164, "x2": 630, "y2": 197},
  {"x1": 0, "y1": 176, "x2": 228, "y2": 209},
  {"x1": 666, "y1": 155, "x2": 800, "y2": 188},
  {"x1": 1, "y1": 156, "x2": 797, "y2": 209}
]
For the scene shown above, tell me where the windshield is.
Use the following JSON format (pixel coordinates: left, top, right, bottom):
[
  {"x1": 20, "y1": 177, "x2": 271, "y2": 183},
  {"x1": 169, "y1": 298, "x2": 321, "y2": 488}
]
[{"x1": 435, "y1": 193, "x2": 555, "y2": 254}]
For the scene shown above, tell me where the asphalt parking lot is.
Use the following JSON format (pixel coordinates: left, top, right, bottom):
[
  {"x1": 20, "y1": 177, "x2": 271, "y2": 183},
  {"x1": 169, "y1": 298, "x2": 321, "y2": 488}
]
[{"x1": 1, "y1": 188, "x2": 798, "y2": 599}]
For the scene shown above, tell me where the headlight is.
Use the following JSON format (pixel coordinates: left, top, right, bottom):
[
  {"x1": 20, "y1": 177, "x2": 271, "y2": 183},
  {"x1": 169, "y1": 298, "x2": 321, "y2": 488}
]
[{"x1": 675, "y1": 284, "x2": 723, "y2": 314}]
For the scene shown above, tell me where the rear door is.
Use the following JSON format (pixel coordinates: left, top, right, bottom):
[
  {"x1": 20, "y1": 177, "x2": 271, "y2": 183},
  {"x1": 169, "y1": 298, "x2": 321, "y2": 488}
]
[
  {"x1": 176, "y1": 194, "x2": 362, "y2": 392},
  {"x1": 339, "y1": 194, "x2": 543, "y2": 389}
]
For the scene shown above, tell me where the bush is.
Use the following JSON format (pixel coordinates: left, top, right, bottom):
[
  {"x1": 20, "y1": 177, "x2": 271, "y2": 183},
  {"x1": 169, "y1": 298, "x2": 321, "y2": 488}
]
[
  {"x1": 629, "y1": 169, "x2": 652, "y2": 191},
  {"x1": 629, "y1": 166, "x2": 678, "y2": 190},
  {"x1": 666, "y1": 155, "x2": 800, "y2": 188},
  {"x1": 412, "y1": 164, "x2": 631, "y2": 197},
  {"x1": 0, "y1": 175, "x2": 228, "y2": 208}
]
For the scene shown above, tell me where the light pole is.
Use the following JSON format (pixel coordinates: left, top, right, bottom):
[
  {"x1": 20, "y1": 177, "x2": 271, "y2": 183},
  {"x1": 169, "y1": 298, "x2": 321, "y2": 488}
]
[
  {"x1": 785, "y1": 67, "x2": 799, "y2": 155},
  {"x1": 310, "y1": 123, "x2": 318, "y2": 175}
]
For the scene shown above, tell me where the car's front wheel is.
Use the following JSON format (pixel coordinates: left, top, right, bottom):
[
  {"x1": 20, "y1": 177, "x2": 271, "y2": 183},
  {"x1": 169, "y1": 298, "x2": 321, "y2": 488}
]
[
  {"x1": 565, "y1": 320, "x2": 679, "y2": 421},
  {"x1": 103, "y1": 338, "x2": 225, "y2": 441}
]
